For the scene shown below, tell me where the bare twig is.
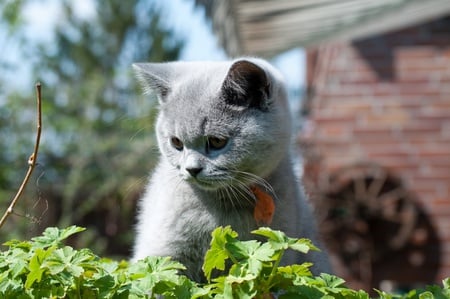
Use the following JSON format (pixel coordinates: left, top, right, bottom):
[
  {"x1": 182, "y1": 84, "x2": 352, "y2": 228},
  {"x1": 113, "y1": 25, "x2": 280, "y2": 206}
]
[{"x1": 0, "y1": 83, "x2": 42, "y2": 228}]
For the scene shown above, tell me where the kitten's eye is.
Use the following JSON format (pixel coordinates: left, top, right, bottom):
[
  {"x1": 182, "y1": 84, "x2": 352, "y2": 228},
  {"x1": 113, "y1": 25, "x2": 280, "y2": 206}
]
[
  {"x1": 207, "y1": 137, "x2": 228, "y2": 150},
  {"x1": 170, "y1": 137, "x2": 184, "y2": 151}
]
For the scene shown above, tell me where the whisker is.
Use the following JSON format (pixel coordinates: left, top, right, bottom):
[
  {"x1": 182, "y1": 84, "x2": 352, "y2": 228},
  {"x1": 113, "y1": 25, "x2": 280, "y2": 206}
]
[
  {"x1": 217, "y1": 187, "x2": 227, "y2": 210},
  {"x1": 225, "y1": 183, "x2": 243, "y2": 210},
  {"x1": 229, "y1": 169, "x2": 279, "y2": 202},
  {"x1": 227, "y1": 185, "x2": 248, "y2": 209},
  {"x1": 230, "y1": 179, "x2": 255, "y2": 206},
  {"x1": 217, "y1": 181, "x2": 230, "y2": 209}
]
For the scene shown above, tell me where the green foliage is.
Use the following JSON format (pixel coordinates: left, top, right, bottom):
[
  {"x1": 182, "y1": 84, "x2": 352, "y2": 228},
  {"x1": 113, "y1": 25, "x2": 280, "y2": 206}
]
[
  {"x1": 0, "y1": 0, "x2": 183, "y2": 256},
  {"x1": 0, "y1": 226, "x2": 195, "y2": 299},
  {"x1": 1, "y1": 226, "x2": 448, "y2": 298},
  {"x1": 0, "y1": 0, "x2": 25, "y2": 37},
  {"x1": 203, "y1": 226, "x2": 358, "y2": 298}
]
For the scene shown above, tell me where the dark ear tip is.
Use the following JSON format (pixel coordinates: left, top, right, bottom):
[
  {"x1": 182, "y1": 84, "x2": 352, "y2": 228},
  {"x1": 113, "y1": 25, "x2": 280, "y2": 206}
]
[
  {"x1": 222, "y1": 59, "x2": 271, "y2": 110},
  {"x1": 229, "y1": 59, "x2": 265, "y2": 76},
  {"x1": 229, "y1": 59, "x2": 268, "y2": 85}
]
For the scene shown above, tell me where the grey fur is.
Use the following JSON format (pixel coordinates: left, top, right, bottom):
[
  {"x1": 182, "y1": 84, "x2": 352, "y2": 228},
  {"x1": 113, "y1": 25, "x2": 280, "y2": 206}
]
[{"x1": 132, "y1": 58, "x2": 331, "y2": 281}]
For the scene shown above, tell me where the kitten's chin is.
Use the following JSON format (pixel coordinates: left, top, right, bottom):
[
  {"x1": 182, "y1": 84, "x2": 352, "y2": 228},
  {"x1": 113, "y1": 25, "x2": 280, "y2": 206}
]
[
  {"x1": 188, "y1": 180, "x2": 222, "y2": 191},
  {"x1": 184, "y1": 176, "x2": 227, "y2": 192}
]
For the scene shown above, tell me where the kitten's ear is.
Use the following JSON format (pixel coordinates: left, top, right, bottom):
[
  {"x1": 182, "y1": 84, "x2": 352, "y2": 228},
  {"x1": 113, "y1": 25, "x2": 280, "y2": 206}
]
[
  {"x1": 133, "y1": 63, "x2": 171, "y2": 102},
  {"x1": 221, "y1": 59, "x2": 271, "y2": 110}
]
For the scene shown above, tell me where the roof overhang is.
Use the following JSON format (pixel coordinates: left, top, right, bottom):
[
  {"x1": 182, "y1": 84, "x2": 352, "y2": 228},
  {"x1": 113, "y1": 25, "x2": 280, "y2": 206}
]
[{"x1": 197, "y1": 0, "x2": 450, "y2": 58}]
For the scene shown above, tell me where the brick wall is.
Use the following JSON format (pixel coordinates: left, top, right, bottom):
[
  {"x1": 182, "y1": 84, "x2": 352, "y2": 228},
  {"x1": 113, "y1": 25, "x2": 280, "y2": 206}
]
[{"x1": 301, "y1": 16, "x2": 450, "y2": 291}]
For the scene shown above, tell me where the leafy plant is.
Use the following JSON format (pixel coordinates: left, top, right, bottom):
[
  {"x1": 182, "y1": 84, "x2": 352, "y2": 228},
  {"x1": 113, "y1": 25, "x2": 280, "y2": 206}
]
[
  {"x1": 202, "y1": 226, "x2": 367, "y2": 299},
  {"x1": 0, "y1": 225, "x2": 449, "y2": 298}
]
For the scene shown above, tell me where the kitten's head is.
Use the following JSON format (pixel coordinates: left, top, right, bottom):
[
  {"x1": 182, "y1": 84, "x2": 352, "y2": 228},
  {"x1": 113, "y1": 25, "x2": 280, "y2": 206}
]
[{"x1": 134, "y1": 58, "x2": 291, "y2": 192}]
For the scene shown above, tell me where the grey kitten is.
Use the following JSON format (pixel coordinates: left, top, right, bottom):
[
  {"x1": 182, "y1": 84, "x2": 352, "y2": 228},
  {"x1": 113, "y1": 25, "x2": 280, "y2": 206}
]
[{"x1": 132, "y1": 58, "x2": 331, "y2": 281}]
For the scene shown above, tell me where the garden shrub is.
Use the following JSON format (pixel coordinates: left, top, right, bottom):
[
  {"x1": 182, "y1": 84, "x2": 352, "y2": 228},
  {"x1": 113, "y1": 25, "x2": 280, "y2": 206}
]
[{"x1": 0, "y1": 226, "x2": 448, "y2": 298}]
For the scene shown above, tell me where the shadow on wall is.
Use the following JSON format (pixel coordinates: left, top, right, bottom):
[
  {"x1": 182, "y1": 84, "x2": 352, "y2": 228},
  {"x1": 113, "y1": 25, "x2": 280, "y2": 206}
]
[{"x1": 353, "y1": 16, "x2": 450, "y2": 82}]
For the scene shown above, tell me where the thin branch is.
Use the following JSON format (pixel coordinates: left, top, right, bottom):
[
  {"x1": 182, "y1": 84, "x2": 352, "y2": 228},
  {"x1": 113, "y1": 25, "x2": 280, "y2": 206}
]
[{"x1": 0, "y1": 83, "x2": 43, "y2": 228}]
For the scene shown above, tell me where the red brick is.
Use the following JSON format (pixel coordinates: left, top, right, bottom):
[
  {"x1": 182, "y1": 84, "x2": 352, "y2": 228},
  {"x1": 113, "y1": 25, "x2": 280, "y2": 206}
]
[
  {"x1": 409, "y1": 189, "x2": 436, "y2": 202},
  {"x1": 351, "y1": 127, "x2": 399, "y2": 141},
  {"x1": 428, "y1": 99, "x2": 450, "y2": 108},
  {"x1": 359, "y1": 110, "x2": 411, "y2": 127},
  {"x1": 444, "y1": 49, "x2": 450, "y2": 59},
  {"x1": 394, "y1": 46, "x2": 438, "y2": 59},
  {"x1": 318, "y1": 125, "x2": 352, "y2": 140},
  {"x1": 324, "y1": 101, "x2": 373, "y2": 115},
  {"x1": 404, "y1": 134, "x2": 443, "y2": 144},
  {"x1": 320, "y1": 87, "x2": 371, "y2": 98},
  {"x1": 312, "y1": 113, "x2": 356, "y2": 123},
  {"x1": 414, "y1": 112, "x2": 450, "y2": 126},
  {"x1": 371, "y1": 156, "x2": 418, "y2": 171},
  {"x1": 396, "y1": 58, "x2": 447, "y2": 72},
  {"x1": 431, "y1": 198, "x2": 450, "y2": 208},
  {"x1": 336, "y1": 72, "x2": 380, "y2": 84},
  {"x1": 396, "y1": 72, "x2": 439, "y2": 83},
  {"x1": 397, "y1": 84, "x2": 441, "y2": 96},
  {"x1": 371, "y1": 84, "x2": 400, "y2": 96},
  {"x1": 365, "y1": 149, "x2": 414, "y2": 161},
  {"x1": 416, "y1": 146, "x2": 450, "y2": 158},
  {"x1": 385, "y1": 163, "x2": 419, "y2": 175},
  {"x1": 304, "y1": 15, "x2": 450, "y2": 286},
  {"x1": 397, "y1": 123, "x2": 443, "y2": 138}
]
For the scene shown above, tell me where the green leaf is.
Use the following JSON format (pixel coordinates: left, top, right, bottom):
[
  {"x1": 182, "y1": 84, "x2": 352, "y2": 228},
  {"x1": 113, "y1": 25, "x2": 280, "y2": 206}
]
[
  {"x1": 93, "y1": 274, "x2": 116, "y2": 297},
  {"x1": 419, "y1": 291, "x2": 434, "y2": 299},
  {"x1": 278, "y1": 264, "x2": 313, "y2": 280},
  {"x1": 318, "y1": 273, "x2": 346, "y2": 288},
  {"x1": 0, "y1": 248, "x2": 29, "y2": 278},
  {"x1": 248, "y1": 242, "x2": 275, "y2": 273},
  {"x1": 281, "y1": 284, "x2": 325, "y2": 299},
  {"x1": 252, "y1": 227, "x2": 289, "y2": 250},
  {"x1": 130, "y1": 256, "x2": 185, "y2": 278},
  {"x1": 25, "y1": 247, "x2": 53, "y2": 289},
  {"x1": 443, "y1": 278, "x2": 450, "y2": 290},
  {"x1": 203, "y1": 226, "x2": 238, "y2": 281},
  {"x1": 164, "y1": 276, "x2": 196, "y2": 299},
  {"x1": 226, "y1": 240, "x2": 275, "y2": 277},
  {"x1": 252, "y1": 227, "x2": 319, "y2": 253},
  {"x1": 423, "y1": 283, "x2": 450, "y2": 299},
  {"x1": 128, "y1": 256, "x2": 187, "y2": 297},
  {"x1": 252, "y1": 227, "x2": 286, "y2": 241},
  {"x1": 2, "y1": 239, "x2": 32, "y2": 251},
  {"x1": 43, "y1": 246, "x2": 92, "y2": 277},
  {"x1": 229, "y1": 280, "x2": 257, "y2": 299},
  {"x1": 190, "y1": 283, "x2": 213, "y2": 299},
  {"x1": 288, "y1": 238, "x2": 319, "y2": 254},
  {"x1": 31, "y1": 226, "x2": 86, "y2": 248}
]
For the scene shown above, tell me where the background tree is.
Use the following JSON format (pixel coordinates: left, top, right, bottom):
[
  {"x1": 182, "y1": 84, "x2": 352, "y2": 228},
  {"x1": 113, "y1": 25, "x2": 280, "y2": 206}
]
[{"x1": 0, "y1": 0, "x2": 183, "y2": 258}]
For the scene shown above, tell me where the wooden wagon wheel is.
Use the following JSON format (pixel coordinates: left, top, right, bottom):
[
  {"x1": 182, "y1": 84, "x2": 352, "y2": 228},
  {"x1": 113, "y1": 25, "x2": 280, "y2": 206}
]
[{"x1": 318, "y1": 163, "x2": 418, "y2": 283}]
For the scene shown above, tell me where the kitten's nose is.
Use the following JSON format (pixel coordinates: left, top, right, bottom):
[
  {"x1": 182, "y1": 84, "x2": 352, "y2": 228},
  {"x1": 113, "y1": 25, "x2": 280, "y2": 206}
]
[{"x1": 186, "y1": 167, "x2": 203, "y2": 178}]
